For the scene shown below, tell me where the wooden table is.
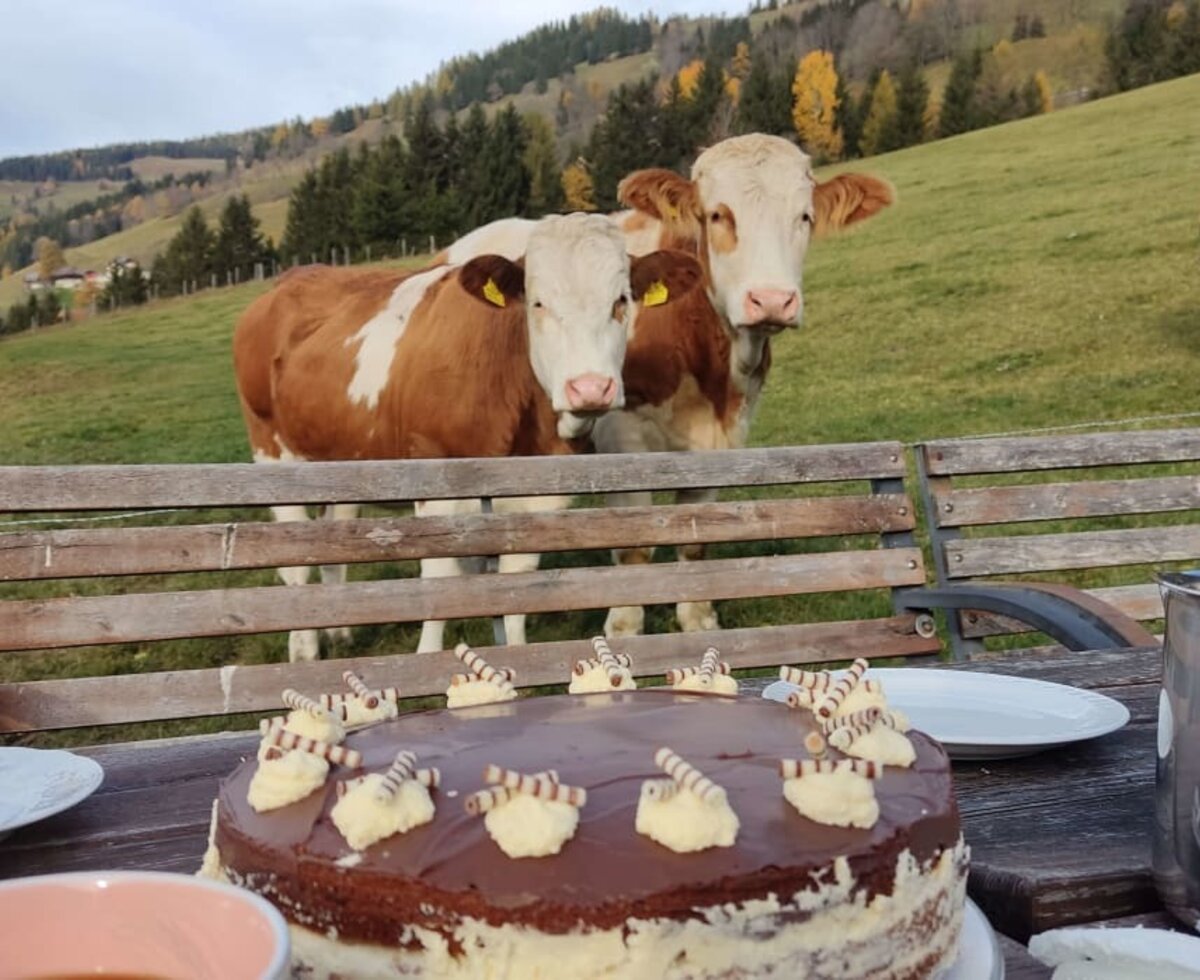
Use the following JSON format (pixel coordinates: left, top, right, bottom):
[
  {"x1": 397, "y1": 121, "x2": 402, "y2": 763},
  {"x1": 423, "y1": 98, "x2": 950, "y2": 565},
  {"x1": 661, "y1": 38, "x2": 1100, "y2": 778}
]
[{"x1": 0, "y1": 645, "x2": 1167, "y2": 977}]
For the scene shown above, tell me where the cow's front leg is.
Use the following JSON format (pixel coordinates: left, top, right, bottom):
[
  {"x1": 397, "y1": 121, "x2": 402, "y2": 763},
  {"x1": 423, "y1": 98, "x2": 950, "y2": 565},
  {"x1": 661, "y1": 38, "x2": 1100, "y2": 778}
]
[
  {"x1": 491, "y1": 495, "x2": 568, "y2": 646},
  {"x1": 675, "y1": 487, "x2": 720, "y2": 633},
  {"x1": 271, "y1": 504, "x2": 321, "y2": 662},
  {"x1": 497, "y1": 552, "x2": 540, "y2": 646},
  {"x1": 414, "y1": 499, "x2": 482, "y2": 653},
  {"x1": 603, "y1": 490, "x2": 654, "y2": 637},
  {"x1": 320, "y1": 503, "x2": 359, "y2": 645}
]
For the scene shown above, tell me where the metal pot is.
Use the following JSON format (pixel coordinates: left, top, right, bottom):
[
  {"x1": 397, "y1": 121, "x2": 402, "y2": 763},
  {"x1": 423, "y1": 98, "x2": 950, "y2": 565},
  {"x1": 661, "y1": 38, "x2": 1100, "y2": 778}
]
[{"x1": 1155, "y1": 572, "x2": 1200, "y2": 928}]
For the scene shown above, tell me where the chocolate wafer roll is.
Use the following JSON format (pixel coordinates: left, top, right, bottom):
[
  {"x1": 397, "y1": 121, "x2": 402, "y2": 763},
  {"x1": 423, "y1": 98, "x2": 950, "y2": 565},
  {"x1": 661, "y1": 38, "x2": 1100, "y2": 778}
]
[
  {"x1": 464, "y1": 785, "x2": 516, "y2": 815},
  {"x1": 282, "y1": 688, "x2": 326, "y2": 717},
  {"x1": 640, "y1": 778, "x2": 679, "y2": 802},
  {"x1": 822, "y1": 706, "x2": 882, "y2": 733},
  {"x1": 267, "y1": 728, "x2": 362, "y2": 768},
  {"x1": 697, "y1": 647, "x2": 721, "y2": 685},
  {"x1": 654, "y1": 747, "x2": 725, "y2": 805},
  {"x1": 376, "y1": 750, "x2": 419, "y2": 798}
]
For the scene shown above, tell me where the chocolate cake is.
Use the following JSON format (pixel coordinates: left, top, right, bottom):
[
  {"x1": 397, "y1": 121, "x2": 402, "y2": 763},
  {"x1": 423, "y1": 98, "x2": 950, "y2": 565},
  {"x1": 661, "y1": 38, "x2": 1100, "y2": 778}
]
[{"x1": 205, "y1": 688, "x2": 968, "y2": 979}]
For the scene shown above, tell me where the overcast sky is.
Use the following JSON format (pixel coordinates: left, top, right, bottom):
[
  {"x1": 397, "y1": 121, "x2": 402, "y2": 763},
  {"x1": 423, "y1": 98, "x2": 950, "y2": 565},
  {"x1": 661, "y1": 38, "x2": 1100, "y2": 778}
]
[{"x1": 0, "y1": 0, "x2": 748, "y2": 159}]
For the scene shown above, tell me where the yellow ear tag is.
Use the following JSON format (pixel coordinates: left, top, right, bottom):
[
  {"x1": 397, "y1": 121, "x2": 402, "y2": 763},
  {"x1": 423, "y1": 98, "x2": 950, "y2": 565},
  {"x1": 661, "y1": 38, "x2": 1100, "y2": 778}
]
[
  {"x1": 642, "y1": 280, "x2": 669, "y2": 307},
  {"x1": 663, "y1": 203, "x2": 680, "y2": 220},
  {"x1": 482, "y1": 277, "x2": 506, "y2": 308}
]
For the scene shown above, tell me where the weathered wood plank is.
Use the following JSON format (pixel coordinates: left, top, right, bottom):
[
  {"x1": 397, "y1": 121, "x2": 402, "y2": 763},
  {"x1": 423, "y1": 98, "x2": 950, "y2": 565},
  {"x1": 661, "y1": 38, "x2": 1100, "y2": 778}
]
[
  {"x1": 0, "y1": 616, "x2": 936, "y2": 731},
  {"x1": 922, "y1": 429, "x2": 1200, "y2": 476},
  {"x1": 0, "y1": 444, "x2": 907, "y2": 512},
  {"x1": 0, "y1": 548, "x2": 926, "y2": 653},
  {"x1": 943, "y1": 525, "x2": 1200, "y2": 577},
  {"x1": 935, "y1": 476, "x2": 1200, "y2": 527},
  {"x1": 960, "y1": 584, "x2": 1163, "y2": 639},
  {"x1": 0, "y1": 495, "x2": 915, "y2": 581}
]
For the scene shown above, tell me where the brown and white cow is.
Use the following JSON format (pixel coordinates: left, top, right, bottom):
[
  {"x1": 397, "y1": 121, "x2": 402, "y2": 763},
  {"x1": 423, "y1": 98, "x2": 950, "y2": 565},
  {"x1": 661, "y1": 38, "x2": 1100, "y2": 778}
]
[
  {"x1": 440, "y1": 134, "x2": 893, "y2": 638},
  {"x1": 233, "y1": 212, "x2": 699, "y2": 660}
]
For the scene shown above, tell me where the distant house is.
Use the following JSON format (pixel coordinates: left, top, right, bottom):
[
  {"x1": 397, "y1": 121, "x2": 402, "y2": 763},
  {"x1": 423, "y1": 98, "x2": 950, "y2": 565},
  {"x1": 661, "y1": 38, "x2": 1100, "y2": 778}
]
[{"x1": 25, "y1": 266, "x2": 88, "y2": 291}]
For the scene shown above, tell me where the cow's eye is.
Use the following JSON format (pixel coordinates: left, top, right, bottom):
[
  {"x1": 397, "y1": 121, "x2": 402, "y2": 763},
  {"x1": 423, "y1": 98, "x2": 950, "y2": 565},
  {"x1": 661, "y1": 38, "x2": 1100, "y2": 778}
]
[
  {"x1": 532, "y1": 300, "x2": 544, "y2": 309},
  {"x1": 710, "y1": 210, "x2": 722, "y2": 223},
  {"x1": 612, "y1": 297, "x2": 628, "y2": 321},
  {"x1": 801, "y1": 212, "x2": 814, "y2": 226}
]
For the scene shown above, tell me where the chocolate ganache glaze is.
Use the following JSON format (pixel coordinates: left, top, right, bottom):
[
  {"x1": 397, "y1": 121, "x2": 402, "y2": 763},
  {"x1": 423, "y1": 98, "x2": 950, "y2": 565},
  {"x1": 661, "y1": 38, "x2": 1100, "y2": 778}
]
[{"x1": 215, "y1": 690, "x2": 960, "y2": 946}]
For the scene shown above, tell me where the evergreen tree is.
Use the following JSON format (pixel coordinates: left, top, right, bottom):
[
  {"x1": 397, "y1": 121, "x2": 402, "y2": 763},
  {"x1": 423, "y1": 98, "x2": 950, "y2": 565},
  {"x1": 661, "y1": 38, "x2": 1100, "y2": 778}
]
[
  {"x1": 213, "y1": 195, "x2": 271, "y2": 282},
  {"x1": 588, "y1": 79, "x2": 662, "y2": 209},
  {"x1": 280, "y1": 170, "x2": 321, "y2": 262},
  {"x1": 161, "y1": 206, "x2": 214, "y2": 293},
  {"x1": 835, "y1": 71, "x2": 862, "y2": 158},
  {"x1": 523, "y1": 114, "x2": 564, "y2": 216},
  {"x1": 481, "y1": 105, "x2": 531, "y2": 223},
  {"x1": 737, "y1": 50, "x2": 792, "y2": 136},
  {"x1": 352, "y1": 135, "x2": 408, "y2": 251},
  {"x1": 658, "y1": 75, "x2": 693, "y2": 169},
  {"x1": 859, "y1": 70, "x2": 899, "y2": 156},
  {"x1": 452, "y1": 104, "x2": 489, "y2": 231},
  {"x1": 687, "y1": 52, "x2": 728, "y2": 149},
  {"x1": 938, "y1": 49, "x2": 983, "y2": 137},
  {"x1": 894, "y1": 62, "x2": 930, "y2": 148}
]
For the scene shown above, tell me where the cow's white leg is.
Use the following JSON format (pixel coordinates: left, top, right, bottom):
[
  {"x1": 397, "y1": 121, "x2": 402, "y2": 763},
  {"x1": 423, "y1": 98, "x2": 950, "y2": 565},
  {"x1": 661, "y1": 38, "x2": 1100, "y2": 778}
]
[
  {"x1": 320, "y1": 503, "x2": 359, "y2": 645},
  {"x1": 603, "y1": 490, "x2": 654, "y2": 638},
  {"x1": 414, "y1": 499, "x2": 483, "y2": 653},
  {"x1": 271, "y1": 504, "x2": 320, "y2": 662},
  {"x1": 674, "y1": 487, "x2": 720, "y2": 633},
  {"x1": 492, "y1": 495, "x2": 570, "y2": 646}
]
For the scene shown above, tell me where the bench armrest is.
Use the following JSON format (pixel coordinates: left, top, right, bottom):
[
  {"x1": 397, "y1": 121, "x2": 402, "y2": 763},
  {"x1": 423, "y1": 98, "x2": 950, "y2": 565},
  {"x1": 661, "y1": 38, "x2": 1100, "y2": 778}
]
[{"x1": 896, "y1": 582, "x2": 1158, "y2": 652}]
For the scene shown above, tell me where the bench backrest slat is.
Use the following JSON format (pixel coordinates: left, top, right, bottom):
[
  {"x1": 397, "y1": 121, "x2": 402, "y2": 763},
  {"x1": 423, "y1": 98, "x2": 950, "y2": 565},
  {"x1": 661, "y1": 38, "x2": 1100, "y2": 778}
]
[
  {"x1": 1, "y1": 495, "x2": 913, "y2": 582},
  {"x1": 923, "y1": 429, "x2": 1200, "y2": 476},
  {"x1": 0, "y1": 443, "x2": 906, "y2": 512},
  {"x1": 937, "y1": 476, "x2": 1200, "y2": 527},
  {"x1": 1, "y1": 616, "x2": 938, "y2": 733},
  {"x1": 0, "y1": 548, "x2": 927, "y2": 653},
  {"x1": 944, "y1": 526, "x2": 1200, "y2": 578}
]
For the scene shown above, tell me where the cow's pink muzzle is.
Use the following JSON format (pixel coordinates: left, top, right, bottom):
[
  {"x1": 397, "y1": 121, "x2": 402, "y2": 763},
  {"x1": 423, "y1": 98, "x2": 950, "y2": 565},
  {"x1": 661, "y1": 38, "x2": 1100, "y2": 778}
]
[
  {"x1": 742, "y1": 288, "x2": 800, "y2": 328},
  {"x1": 564, "y1": 373, "x2": 619, "y2": 412}
]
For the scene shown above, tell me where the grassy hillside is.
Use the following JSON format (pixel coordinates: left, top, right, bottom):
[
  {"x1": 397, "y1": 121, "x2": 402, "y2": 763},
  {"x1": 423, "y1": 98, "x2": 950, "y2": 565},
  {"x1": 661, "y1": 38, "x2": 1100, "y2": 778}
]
[
  {"x1": 3, "y1": 73, "x2": 1196, "y2": 460},
  {"x1": 1, "y1": 75, "x2": 1196, "y2": 733}
]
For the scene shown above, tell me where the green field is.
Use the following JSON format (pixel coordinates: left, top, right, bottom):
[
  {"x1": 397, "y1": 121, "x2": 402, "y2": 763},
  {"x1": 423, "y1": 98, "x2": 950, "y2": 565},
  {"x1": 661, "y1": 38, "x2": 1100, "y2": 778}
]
[{"x1": 1, "y1": 75, "x2": 1197, "y2": 740}]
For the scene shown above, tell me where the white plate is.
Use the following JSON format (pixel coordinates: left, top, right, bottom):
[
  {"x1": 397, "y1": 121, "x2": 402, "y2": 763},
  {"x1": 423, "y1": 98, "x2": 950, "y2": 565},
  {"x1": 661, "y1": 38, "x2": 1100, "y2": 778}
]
[
  {"x1": 1029, "y1": 925, "x2": 1200, "y2": 977},
  {"x1": 762, "y1": 668, "x2": 1130, "y2": 760},
  {"x1": 0, "y1": 746, "x2": 104, "y2": 838},
  {"x1": 944, "y1": 899, "x2": 1005, "y2": 980}
]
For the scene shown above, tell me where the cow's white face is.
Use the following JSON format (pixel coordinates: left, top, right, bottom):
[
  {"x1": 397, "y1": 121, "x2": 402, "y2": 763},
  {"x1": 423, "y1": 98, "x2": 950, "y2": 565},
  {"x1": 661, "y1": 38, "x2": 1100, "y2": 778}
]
[
  {"x1": 618, "y1": 134, "x2": 893, "y2": 338},
  {"x1": 692, "y1": 136, "x2": 816, "y2": 333},
  {"x1": 522, "y1": 214, "x2": 632, "y2": 438}
]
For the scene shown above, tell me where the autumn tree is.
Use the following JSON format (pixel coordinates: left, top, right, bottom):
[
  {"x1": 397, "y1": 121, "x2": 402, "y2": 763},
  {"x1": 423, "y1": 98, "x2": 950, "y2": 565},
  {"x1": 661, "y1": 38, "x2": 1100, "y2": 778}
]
[
  {"x1": 859, "y1": 70, "x2": 899, "y2": 157},
  {"x1": 35, "y1": 236, "x2": 65, "y2": 281},
  {"x1": 791, "y1": 50, "x2": 843, "y2": 161},
  {"x1": 561, "y1": 159, "x2": 598, "y2": 211}
]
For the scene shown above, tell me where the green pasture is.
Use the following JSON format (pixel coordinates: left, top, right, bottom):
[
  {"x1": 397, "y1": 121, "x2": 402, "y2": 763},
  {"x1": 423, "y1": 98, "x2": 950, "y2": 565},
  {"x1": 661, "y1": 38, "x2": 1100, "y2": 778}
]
[{"x1": 1, "y1": 75, "x2": 1198, "y2": 742}]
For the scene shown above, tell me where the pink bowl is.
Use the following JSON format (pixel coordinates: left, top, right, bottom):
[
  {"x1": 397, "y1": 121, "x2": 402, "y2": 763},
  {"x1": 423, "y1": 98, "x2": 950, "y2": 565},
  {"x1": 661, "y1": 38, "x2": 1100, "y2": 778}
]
[{"x1": 0, "y1": 871, "x2": 290, "y2": 979}]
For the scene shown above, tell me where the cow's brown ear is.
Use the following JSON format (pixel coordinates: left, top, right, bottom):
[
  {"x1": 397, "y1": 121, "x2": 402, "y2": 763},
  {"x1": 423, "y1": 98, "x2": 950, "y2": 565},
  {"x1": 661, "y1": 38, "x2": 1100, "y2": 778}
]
[
  {"x1": 629, "y1": 250, "x2": 704, "y2": 309},
  {"x1": 618, "y1": 169, "x2": 702, "y2": 241},
  {"x1": 459, "y1": 254, "x2": 525, "y2": 308},
  {"x1": 812, "y1": 173, "x2": 894, "y2": 236}
]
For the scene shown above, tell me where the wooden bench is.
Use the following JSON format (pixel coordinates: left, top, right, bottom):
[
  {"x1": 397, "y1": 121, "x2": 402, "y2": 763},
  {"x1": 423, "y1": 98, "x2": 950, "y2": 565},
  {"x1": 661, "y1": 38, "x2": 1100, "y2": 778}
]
[
  {"x1": 915, "y1": 428, "x2": 1198, "y2": 657},
  {"x1": 0, "y1": 442, "x2": 948, "y2": 740}
]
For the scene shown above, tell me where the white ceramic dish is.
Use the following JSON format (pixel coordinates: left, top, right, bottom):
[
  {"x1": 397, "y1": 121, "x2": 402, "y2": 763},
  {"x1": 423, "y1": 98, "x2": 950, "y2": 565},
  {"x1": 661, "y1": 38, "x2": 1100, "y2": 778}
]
[
  {"x1": 0, "y1": 745, "x2": 104, "y2": 838},
  {"x1": 1029, "y1": 924, "x2": 1200, "y2": 978},
  {"x1": 762, "y1": 667, "x2": 1130, "y2": 760},
  {"x1": 944, "y1": 898, "x2": 1005, "y2": 980}
]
